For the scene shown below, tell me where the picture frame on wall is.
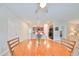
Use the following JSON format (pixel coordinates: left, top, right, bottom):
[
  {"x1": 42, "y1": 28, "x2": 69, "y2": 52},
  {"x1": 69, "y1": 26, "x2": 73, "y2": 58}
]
[{"x1": 55, "y1": 27, "x2": 59, "y2": 31}]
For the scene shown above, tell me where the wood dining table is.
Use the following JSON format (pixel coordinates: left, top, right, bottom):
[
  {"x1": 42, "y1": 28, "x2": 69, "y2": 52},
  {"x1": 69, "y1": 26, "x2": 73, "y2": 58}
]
[{"x1": 13, "y1": 39, "x2": 70, "y2": 56}]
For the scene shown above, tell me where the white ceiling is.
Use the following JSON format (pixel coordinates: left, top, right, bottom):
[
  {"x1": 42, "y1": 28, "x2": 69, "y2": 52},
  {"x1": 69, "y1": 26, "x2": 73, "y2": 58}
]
[{"x1": 0, "y1": 3, "x2": 79, "y2": 23}]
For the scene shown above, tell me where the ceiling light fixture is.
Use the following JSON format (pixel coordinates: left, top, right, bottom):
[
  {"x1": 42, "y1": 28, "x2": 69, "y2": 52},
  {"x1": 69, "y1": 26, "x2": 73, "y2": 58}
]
[{"x1": 40, "y1": 2, "x2": 46, "y2": 8}]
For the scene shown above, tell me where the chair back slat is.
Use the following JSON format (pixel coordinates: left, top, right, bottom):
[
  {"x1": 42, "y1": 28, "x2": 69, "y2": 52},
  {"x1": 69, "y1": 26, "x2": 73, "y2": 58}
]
[
  {"x1": 7, "y1": 37, "x2": 19, "y2": 55},
  {"x1": 61, "y1": 39, "x2": 76, "y2": 55}
]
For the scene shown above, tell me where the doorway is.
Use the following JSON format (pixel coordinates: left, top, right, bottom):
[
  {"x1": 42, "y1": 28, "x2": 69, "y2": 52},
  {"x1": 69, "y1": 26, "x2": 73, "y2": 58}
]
[{"x1": 48, "y1": 25, "x2": 53, "y2": 39}]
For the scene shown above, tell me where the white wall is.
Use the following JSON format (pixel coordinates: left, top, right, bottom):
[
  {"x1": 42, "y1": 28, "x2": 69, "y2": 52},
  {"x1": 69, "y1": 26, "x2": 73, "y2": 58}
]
[
  {"x1": 8, "y1": 19, "x2": 30, "y2": 41},
  {"x1": 20, "y1": 22, "x2": 29, "y2": 41},
  {"x1": 0, "y1": 19, "x2": 8, "y2": 55},
  {"x1": 53, "y1": 20, "x2": 68, "y2": 40},
  {"x1": 0, "y1": 6, "x2": 30, "y2": 55},
  {"x1": 0, "y1": 6, "x2": 8, "y2": 55}
]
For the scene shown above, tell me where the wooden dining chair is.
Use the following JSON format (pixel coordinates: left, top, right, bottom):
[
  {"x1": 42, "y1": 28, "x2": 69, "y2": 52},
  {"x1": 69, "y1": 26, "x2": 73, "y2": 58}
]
[
  {"x1": 7, "y1": 37, "x2": 19, "y2": 55},
  {"x1": 61, "y1": 39, "x2": 76, "y2": 56}
]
